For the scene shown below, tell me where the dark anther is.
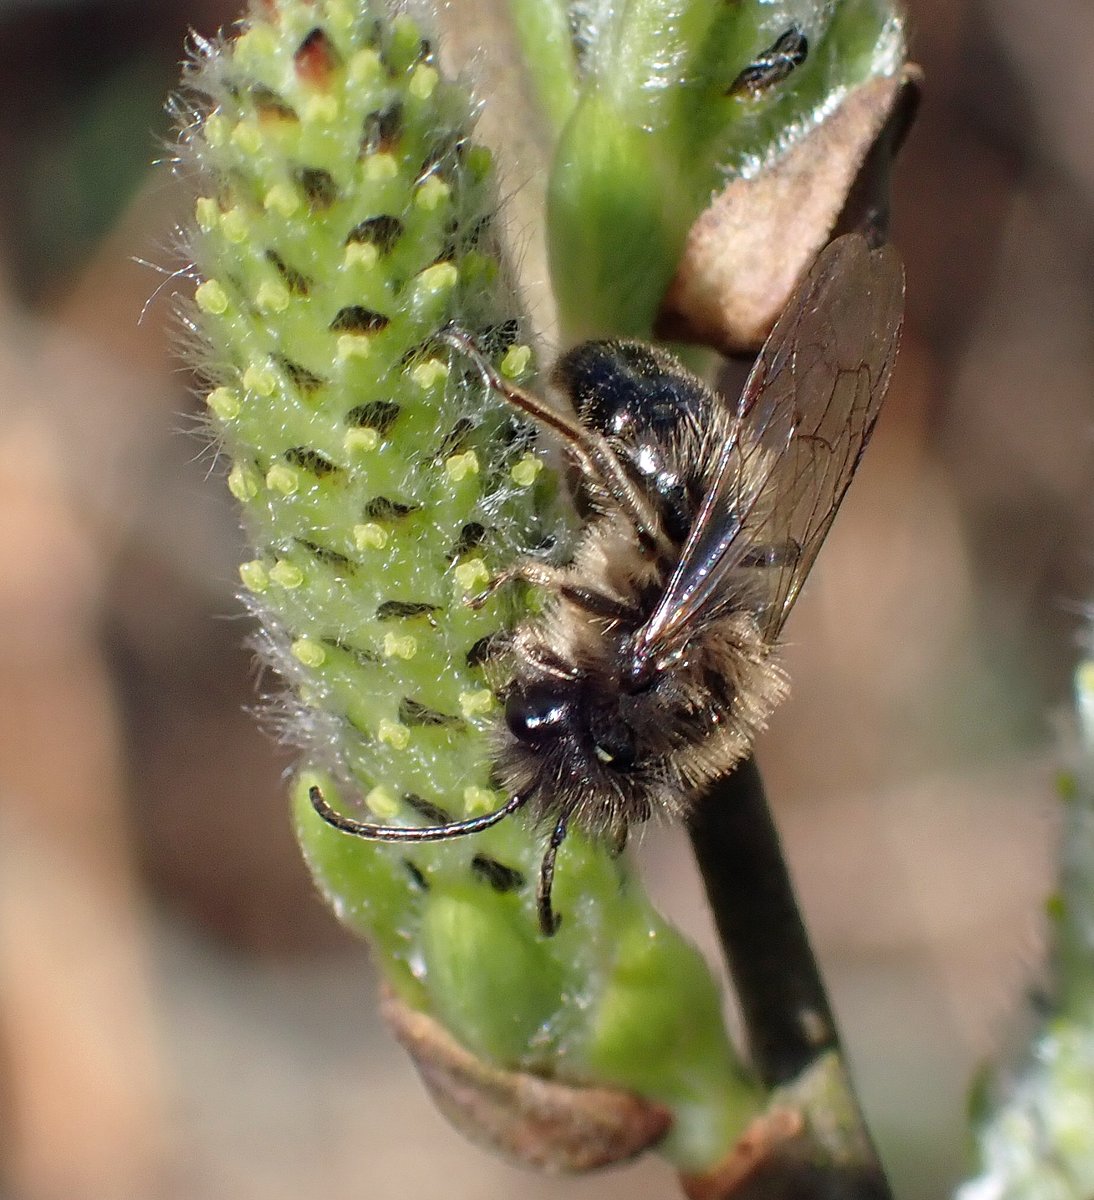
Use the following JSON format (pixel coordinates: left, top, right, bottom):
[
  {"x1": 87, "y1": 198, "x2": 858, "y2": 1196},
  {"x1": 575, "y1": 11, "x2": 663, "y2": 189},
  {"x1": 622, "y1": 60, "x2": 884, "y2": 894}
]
[
  {"x1": 265, "y1": 250, "x2": 309, "y2": 294},
  {"x1": 285, "y1": 446, "x2": 336, "y2": 475},
  {"x1": 403, "y1": 859, "x2": 429, "y2": 890},
  {"x1": 436, "y1": 417, "x2": 475, "y2": 458},
  {"x1": 399, "y1": 697, "x2": 461, "y2": 728},
  {"x1": 376, "y1": 600, "x2": 440, "y2": 621},
  {"x1": 465, "y1": 635, "x2": 495, "y2": 668},
  {"x1": 362, "y1": 103, "x2": 402, "y2": 155},
  {"x1": 404, "y1": 794, "x2": 453, "y2": 825},
  {"x1": 346, "y1": 400, "x2": 400, "y2": 433},
  {"x1": 471, "y1": 854, "x2": 525, "y2": 894},
  {"x1": 363, "y1": 497, "x2": 418, "y2": 520},
  {"x1": 297, "y1": 538, "x2": 353, "y2": 570},
  {"x1": 345, "y1": 214, "x2": 404, "y2": 254},
  {"x1": 294, "y1": 28, "x2": 340, "y2": 87},
  {"x1": 277, "y1": 356, "x2": 326, "y2": 392},
  {"x1": 294, "y1": 166, "x2": 338, "y2": 209},
  {"x1": 251, "y1": 85, "x2": 297, "y2": 121},
  {"x1": 329, "y1": 306, "x2": 390, "y2": 334},
  {"x1": 448, "y1": 522, "x2": 486, "y2": 560},
  {"x1": 321, "y1": 637, "x2": 377, "y2": 665}
]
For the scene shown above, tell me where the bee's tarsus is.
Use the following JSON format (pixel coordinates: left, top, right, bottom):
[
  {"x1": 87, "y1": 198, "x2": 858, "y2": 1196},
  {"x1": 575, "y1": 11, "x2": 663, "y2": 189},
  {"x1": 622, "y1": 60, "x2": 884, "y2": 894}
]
[{"x1": 536, "y1": 813, "x2": 569, "y2": 937}]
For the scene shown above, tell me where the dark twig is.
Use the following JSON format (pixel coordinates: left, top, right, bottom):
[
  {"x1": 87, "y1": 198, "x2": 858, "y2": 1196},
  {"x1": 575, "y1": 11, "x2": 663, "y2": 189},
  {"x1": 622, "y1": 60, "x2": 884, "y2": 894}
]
[{"x1": 686, "y1": 757, "x2": 893, "y2": 1199}]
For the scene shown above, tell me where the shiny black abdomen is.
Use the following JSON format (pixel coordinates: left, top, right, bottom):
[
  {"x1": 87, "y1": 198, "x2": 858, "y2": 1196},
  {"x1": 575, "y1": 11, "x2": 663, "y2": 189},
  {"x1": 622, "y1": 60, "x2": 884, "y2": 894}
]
[{"x1": 552, "y1": 341, "x2": 716, "y2": 543}]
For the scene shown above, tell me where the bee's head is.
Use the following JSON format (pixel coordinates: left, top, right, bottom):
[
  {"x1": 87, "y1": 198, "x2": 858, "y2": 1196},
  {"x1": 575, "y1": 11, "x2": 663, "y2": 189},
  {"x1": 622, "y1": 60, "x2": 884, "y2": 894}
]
[{"x1": 504, "y1": 680, "x2": 638, "y2": 774}]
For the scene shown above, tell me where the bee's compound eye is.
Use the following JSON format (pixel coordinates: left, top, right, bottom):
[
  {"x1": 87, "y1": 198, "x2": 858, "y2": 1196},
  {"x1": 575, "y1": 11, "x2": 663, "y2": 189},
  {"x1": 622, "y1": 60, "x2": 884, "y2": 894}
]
[{"x1": 505, "y1": 685, "x2": 571, "y2": 745}]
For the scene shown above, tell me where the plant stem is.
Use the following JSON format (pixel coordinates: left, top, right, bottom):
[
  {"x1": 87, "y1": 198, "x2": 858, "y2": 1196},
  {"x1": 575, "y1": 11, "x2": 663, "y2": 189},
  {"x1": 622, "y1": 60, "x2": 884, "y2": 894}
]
[{"x1": 687, "y1": 757, "x2": 893, "y2": 1199}]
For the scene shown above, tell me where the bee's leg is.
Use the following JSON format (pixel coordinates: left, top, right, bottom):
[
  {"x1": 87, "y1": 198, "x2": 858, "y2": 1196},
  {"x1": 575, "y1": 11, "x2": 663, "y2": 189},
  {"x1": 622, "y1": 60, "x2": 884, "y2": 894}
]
[
  {"x1": 310, "y1": 784, "x2": 529, "y2": 841},
  {"x1": 511, "y1": 628, "x2": 582, "y2": 682},
  {"x1": 470, "y1": 560, "x2": 638, "y2": 622},
  {"x1": 536, "y1": 813, "x2": 569, "y2": 937},
  {"x1": 437, "y1": 326, "x2": 668, "y2": 554}
]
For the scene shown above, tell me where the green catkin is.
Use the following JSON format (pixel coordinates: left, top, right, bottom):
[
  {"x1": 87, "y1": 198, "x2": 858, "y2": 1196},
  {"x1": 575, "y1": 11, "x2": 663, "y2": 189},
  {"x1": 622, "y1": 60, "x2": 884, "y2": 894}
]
[
  {"x1": 957, "y1": 659, "x2": 1094, "y2": 1200},
  {"x1": 181, "y1": 0, "x2": 756, "y2": 1170}
]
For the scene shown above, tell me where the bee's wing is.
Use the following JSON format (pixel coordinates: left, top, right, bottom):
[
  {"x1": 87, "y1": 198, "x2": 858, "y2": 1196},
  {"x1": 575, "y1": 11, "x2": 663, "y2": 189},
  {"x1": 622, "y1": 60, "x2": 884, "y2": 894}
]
[{"x1": 636, "y1": 234, "x2": 905, "y2": 658}]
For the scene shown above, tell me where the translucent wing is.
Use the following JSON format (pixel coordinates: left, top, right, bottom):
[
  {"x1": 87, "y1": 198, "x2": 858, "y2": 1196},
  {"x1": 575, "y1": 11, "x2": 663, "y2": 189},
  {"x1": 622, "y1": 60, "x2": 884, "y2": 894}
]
[{"x1": 635, "y1": 234, "x2": 905, "y2": 662}]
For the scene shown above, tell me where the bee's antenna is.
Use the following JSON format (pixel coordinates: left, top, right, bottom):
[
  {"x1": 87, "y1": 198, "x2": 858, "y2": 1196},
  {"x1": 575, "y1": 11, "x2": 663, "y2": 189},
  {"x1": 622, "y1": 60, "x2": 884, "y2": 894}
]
[
  {"x1": 309, "y1": 784, "x2": 529, "y2": 842},
  {"x1": 435, "y1": 324, "x2": 669, "y2": 554}
]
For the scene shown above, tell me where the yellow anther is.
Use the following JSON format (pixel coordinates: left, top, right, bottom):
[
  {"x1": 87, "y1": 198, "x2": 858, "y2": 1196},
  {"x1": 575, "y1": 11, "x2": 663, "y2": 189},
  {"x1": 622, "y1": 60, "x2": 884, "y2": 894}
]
[
  {"x1": 203, "y1": 113, "x2": 229, "y2": 147},
  {"x1": 238, "y1": 560, "x2": 269, "y2": 593},
  {"x1": 336, "y1": 333, "x2": 371, "y2": 360},
  {"x1": 303, "y1": 94, "x2": 339, "y2": 123},
  {"x1": 269, "y1": 559, "x2": 304, "y2": 589},
  {"x1": 383, "y1": 632, "x2": 417, "y2": 661},
  {"x1": 378, "y1": 719, "x2": 411, "y2": 749},
  {"x1": 231, "y1": 119, "x2": 262, "y2": 155},
  {"x1": 291, "y1": 638, "x2": 327, "y2": 668},
  {"x1": 416, "y1": 261, "x2": 458, "y2": 294},
  {"x1": 344, "y1": 428, "x2": 380, "y2": 454},
  {"x1": 410, "y1": 358, "x2": 449, "y2": 390},
  {"x1": 445, "y1": 450, "x2": 479, "y2": 482},
  {"x1": 510, "y1": 452, "x2": 543, "y2": 487},
  {"x1": 265, "y1": 465, "x2": 300, "y2": 495},
  {"x1": 409, "y1": 64, "x2": 439, "y2": 100},
  {"x1": 464, "y1": 786, "x2": 500, "y2": 815},
  {"x1": 348, "y1": 49, "x2": 382, "y2": 82},
  {"x1": 364, "y1": 153, "x2": 398, "y2": 182},
  {"x1": 354, "y1": 523, "x2": 389, "y2": 550},
  {"x1": 242, "y1": 364, "x2": 276, "y2": 396},
  {"x1": 415, "y1": 176, "x2": 450, "y2": 211},
  {"x1": 459, "y1": 690, "x2": 495, "y2": 719},
  {"x1": 233, "y1": 24, "x2": 277, "y2": 69},
  {"x1": 227, "y1": 462, "x2": 259, "y2": 502},
  {"x1": 256, "y1": 280, "x2": 290, "y2": 312},
  {"x1": 454, "y1": 558, "x2": 490, "y2": 592},
  {"x1": 344, "y1": 241, "x2": 379, "y2": 269},
  {"x1": 501, "y1": 344, "x2": 533, "y2": 378},
  {"x1": 264, "y1": 183, "x2": 301, "y2": 217},
  {"x1": 195, "y1": 280, "x2": 228, "y2": 315},
  {"x1": 365, "y1": 785, "x2": 399, "y2": 818},
  {"x1": 220, "y1": 208, "x2": 248, "y2": 243},
  {"x1": 195, "y1": 197, "x2": 218, "y2": 232},
  {"x1": 206, "y1": 387, "x2": 240, "y2": 420}
]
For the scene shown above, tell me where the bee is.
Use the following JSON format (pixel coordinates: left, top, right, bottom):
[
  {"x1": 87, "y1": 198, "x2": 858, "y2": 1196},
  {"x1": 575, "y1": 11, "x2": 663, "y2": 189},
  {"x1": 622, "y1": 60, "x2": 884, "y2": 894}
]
[{"x1": 310, "y1": 233, "x2": 905, "y2": 935}]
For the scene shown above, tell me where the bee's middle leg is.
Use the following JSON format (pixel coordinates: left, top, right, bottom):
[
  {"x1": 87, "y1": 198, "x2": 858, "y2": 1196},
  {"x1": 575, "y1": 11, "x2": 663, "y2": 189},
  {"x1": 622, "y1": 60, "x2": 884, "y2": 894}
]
[{"x1": 469, "y1": 560, "x2": 637, "y2": 622}]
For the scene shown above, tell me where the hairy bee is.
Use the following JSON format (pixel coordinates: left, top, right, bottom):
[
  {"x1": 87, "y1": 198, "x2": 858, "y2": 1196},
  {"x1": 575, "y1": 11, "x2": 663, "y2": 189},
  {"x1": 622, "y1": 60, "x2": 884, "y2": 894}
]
[{"x1": 310, "y1": 233, "x2": 905, "y2": 934}]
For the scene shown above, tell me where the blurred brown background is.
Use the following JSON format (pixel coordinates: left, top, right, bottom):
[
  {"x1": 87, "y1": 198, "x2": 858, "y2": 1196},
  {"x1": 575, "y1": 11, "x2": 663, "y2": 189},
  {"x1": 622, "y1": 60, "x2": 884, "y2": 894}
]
[{"x1": 0, "y1": 1, "x2": 1089, "y2": 1197}]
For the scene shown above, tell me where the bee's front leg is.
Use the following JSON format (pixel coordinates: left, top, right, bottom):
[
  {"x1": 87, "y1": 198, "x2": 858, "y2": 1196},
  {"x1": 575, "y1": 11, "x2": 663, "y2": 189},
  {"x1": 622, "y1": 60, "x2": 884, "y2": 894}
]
[{"x1": 536, "y1": 813, "x2": 569, "y2": 937}]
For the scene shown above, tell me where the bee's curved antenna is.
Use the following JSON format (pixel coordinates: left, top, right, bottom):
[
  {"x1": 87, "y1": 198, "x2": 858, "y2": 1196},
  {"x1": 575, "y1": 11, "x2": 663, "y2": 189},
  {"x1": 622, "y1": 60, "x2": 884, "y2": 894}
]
[
  {"x1": 309, "y1": 784, "x2": 529, "y2": 842},
  {"x1": 309, "y1": 784, "x2": 565, "y2": 937}
]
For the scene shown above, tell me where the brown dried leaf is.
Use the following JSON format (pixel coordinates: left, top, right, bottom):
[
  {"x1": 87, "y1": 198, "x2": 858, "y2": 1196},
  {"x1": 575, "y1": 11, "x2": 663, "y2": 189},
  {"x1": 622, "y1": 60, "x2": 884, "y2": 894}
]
[
  {"x1": 658, "y1": 69, "x2": 920, "y2": 354},
  {"x1": 381, "y1": 988, "x2": 672, "y2": 1172}
]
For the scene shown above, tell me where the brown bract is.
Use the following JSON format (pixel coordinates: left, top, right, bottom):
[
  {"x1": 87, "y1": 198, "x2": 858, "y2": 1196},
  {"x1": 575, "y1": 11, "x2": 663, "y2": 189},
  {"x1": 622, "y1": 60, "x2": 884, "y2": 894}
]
[
  {"x1": 658, "y1": 69, "x2": 919, "y2": 355},
  {"x1": 681, "y1": 1053, "x2": 890, "y2": 1200},
  {"x1": 679, "y1": 1107, "x2": 803, "y2": 1200},
  {"x1": 381, "y1": 988, "x2": 672, "y2": 1172}
]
